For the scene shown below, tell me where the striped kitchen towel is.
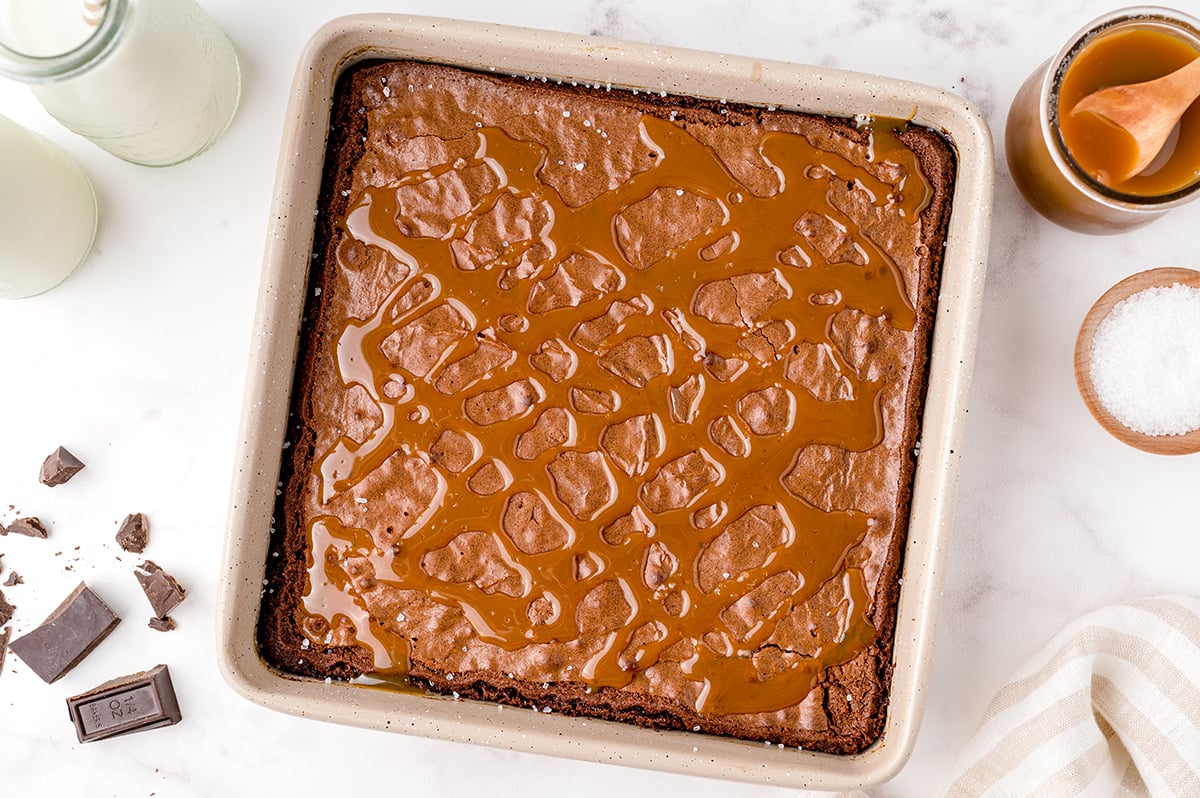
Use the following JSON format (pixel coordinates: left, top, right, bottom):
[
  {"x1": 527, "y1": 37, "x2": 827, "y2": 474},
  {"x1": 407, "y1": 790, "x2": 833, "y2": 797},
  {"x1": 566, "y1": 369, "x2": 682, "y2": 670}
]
[{"x1": 945, "y1": 595, "x2": 1200, "y2": 797}]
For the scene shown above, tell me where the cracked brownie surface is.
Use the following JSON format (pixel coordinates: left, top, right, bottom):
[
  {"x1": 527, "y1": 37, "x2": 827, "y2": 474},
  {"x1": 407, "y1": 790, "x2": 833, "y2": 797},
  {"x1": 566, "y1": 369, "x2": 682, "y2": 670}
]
[{"x1": 259, "y1": 60, "x2": 955, "y2": 753}]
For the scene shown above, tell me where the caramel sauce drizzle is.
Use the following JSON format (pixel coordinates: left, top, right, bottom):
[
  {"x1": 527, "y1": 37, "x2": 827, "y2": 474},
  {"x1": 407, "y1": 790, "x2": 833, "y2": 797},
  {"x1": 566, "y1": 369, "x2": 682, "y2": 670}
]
[{"x1": 301, "y1": 111, "x2": 929, "y2": 717}]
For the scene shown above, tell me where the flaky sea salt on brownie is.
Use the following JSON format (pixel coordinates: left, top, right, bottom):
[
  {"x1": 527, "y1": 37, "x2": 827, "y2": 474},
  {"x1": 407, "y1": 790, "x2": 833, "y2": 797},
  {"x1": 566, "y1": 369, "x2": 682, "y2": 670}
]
[{"x1": 260, "y1": 60, "x2": 955, "y2": 754}]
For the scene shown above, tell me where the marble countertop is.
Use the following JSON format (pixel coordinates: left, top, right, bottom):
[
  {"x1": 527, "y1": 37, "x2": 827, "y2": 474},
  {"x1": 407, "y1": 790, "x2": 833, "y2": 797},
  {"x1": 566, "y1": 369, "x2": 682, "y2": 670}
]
[{"x1": 1, "y1": 1, "x2": 1197, "y2": 795}]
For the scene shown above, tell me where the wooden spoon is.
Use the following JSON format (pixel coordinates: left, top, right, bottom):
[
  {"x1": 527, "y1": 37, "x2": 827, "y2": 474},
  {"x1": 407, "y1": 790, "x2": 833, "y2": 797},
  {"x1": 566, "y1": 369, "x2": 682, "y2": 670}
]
[
  {"x1": 1070, "y1": 57, "x2": 1200, "y2": 182},
  {"x1": 1075, "y1": 267, "x2": 1200, "y2": 455}
]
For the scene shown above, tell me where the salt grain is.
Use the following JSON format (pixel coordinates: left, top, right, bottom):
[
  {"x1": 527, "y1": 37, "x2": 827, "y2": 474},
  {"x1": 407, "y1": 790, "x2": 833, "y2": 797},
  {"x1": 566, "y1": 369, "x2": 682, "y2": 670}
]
[{"x1": 1089, "y1": 283, "x2": 1200, "y2": 436}]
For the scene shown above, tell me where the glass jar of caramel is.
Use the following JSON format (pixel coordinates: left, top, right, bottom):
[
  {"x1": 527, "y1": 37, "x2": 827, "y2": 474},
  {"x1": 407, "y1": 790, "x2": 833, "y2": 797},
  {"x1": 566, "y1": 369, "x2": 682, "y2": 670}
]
[{"x1": 1006, "y1": 6, "x2": 1200, "y2": 234}]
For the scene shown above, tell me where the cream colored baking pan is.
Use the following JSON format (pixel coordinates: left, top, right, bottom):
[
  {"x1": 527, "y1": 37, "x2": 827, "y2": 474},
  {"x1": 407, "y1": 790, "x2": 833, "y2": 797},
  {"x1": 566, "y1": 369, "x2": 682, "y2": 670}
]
[{"x1": 217, "y1": 14, "x2": 992, "y2": 790}]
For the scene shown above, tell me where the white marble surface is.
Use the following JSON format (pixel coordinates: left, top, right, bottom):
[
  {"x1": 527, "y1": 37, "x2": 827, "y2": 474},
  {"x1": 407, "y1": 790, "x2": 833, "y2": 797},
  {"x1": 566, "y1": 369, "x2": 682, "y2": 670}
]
[{"x1": 1, "y1": 1, "x2": 1198, "y2": 795}]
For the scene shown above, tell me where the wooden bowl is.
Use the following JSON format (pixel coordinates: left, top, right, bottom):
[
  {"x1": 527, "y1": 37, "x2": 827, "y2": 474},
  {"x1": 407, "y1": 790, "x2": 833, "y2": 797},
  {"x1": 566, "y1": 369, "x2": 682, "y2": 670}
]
[{"x1": 1074, "y1": 267, "x2": 1200, "y2": 455}]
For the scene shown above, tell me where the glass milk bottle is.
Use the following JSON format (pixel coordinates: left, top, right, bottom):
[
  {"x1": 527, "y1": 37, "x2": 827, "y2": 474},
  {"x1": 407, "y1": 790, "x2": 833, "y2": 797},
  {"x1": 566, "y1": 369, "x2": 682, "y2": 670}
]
[
  {"x1": 0, "y1": 115, "x2": 98, "y2": 298},
  {"x1": 0, "y1": 0, "x2": 241, "y2": 166}
]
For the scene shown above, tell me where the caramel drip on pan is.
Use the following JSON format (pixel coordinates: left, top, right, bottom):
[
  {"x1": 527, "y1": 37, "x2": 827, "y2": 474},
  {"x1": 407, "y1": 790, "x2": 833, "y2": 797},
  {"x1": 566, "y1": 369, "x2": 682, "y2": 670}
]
[{"x1": 301, "y1": 112, "x2": 929, "y2": 717}]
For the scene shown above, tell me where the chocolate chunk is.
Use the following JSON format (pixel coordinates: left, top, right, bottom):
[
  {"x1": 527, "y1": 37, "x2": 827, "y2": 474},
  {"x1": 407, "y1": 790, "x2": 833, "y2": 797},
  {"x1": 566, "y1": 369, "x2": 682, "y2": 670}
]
[
  {"x1": 115, "y1": 513, "x2": 149, "y2": 553},
  {"x1": 0, "y1": 588, "x2": 14, "y2": 625},
  {"x1": 0, "y1": 627, "x2": 9, "y2": 677},
  {"x1": 3, "y1": 517, "x2": 48, "y2": 538},
  {"x1": 39, "y1": 446, "x2": 86, "y2": 486},
  {"x1": 134, "y1": 561, "x2": 186, "y2": 618},
  {"x1": 7, "y1": 583, "x2": 120, "y2": 683},
  {"x1": 147, "y1": 616, "x2": 176, "y2": 632},
  {"x1": 66, "y1": 664, "x2": 182, "y2": 743},
  {"x1": 3, "y1": 572, "x2": 22, "y2": 587}
]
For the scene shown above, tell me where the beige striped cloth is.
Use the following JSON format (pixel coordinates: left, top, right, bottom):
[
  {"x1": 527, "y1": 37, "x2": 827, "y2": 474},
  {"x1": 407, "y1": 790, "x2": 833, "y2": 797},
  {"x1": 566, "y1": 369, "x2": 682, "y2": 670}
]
[
  {"x1": 943, "y1": 596, "x2": 1200, "y2": 797},
  {"x1": 824, "y1": 595, "x2": 1200, "y2": 798}
]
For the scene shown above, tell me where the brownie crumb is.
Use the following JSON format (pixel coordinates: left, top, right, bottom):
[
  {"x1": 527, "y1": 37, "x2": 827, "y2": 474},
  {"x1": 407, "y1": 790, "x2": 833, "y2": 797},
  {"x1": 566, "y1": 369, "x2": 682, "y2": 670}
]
[
  {"x1": 148, "y1": 616, "x2": 176, "y2": 632},
  {"x1": 134, "y1": 561, "x2": 186, "y2": 618},
  {"x1": 39, "y1": 447, "x2": 86, "y2": 487},
  {"x1": 116, "y1": 513, "x2": 150, "y2": 553},
  {"x1": 5, "y1": 517, "x2": 48, "y2": 539}
]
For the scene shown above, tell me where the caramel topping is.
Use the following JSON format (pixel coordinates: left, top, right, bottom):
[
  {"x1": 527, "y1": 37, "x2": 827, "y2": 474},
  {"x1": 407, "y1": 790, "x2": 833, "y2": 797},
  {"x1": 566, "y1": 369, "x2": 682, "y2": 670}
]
[
  {"x1": 299, "y1": 79, "x2": 931, "y2": 717},
  {"x1": 1059, "y1": 27, "x2": 1200, "y2": 195}
]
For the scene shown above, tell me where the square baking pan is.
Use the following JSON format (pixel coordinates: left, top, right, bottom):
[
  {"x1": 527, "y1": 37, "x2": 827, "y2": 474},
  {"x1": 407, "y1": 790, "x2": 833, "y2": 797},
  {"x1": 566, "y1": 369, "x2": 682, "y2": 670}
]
[{"x1": 217, "y1": 14, "x2": 992, "y2": 790}]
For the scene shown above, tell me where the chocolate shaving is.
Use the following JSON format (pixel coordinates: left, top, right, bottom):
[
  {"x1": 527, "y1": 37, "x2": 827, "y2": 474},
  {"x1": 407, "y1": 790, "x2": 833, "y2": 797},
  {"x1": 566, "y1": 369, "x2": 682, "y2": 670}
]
[
  {"x1": 134, "y1": 561, "x2": 186, "y2": 619},
  {"x1": 39, "y1": 446, "x2": 86, "y2": 487},
  {"x1": 7, "y1": 582, "x2": 120, "y2": 683},
  {"x1": 4, "y1": 517, "x2": 48, "y2": 539},
  {"x1": 66, "y1": 664, "x2": 182, "y2": 743},
  {"x1": 147, "y1": 616, "x2": 176, "y2": 633},
  {"x1": 0, "y1": 588, "x2": 14, "y2": 626},
  {"x1": 115, "y1": 513, "x2": 149, "y2": 553}
]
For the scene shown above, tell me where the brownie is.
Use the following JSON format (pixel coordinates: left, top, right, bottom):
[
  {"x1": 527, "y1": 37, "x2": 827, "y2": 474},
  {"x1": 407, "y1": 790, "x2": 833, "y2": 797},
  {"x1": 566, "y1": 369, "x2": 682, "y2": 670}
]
[{"x1": 259, "y1": 60, "x2": 955, "y2": 754}]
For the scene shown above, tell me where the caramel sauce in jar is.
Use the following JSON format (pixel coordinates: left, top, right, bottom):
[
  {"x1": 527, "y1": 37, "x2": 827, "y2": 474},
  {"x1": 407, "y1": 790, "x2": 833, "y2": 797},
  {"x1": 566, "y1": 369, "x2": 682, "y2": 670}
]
[
  {"x1": 1006, "y1": 8, "x2": 1200, "y2": 233},
  {"x1": 1058, "y1": 28, "x2": 1200, "y2": 194}
]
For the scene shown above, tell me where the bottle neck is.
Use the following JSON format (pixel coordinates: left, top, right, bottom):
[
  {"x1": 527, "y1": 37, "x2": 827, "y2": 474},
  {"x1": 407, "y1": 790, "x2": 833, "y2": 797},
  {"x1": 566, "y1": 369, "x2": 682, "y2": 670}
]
[{"x1": 0, "y1": 0, "x2": 129, "y2": 83}]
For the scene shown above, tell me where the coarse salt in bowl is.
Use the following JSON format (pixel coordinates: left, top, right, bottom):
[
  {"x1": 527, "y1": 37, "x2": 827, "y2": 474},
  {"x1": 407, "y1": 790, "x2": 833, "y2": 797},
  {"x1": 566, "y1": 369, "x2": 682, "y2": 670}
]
[
  {"x1": 1075, "y1": 267, "x2": 1200, "y2": 455},
  {"x1": 1089, "y1": 283, "x2": 1200, "y2": 436}
]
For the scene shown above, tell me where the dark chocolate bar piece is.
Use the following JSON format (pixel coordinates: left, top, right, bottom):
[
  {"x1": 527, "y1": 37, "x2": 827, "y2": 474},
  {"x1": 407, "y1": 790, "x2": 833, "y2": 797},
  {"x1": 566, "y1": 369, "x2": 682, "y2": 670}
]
[
  {"x1": 7, "y1": 583, "x2": 120, "y2": 683},
  {"x1": 39, "y1": 447, "x2": 86, "y2": 487},
  {"x1": 67, "y1": 664, "x2": 181, "y2": 743},
  {"x1": 134, "y1": 561, "x2": 186, "y2": 618},
  {"x1": 3, "y1": 517, "x2": 48, "y2": 538},
  {"x1": 115, "y1": 513, "x2": 149, "y2": 553}
]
